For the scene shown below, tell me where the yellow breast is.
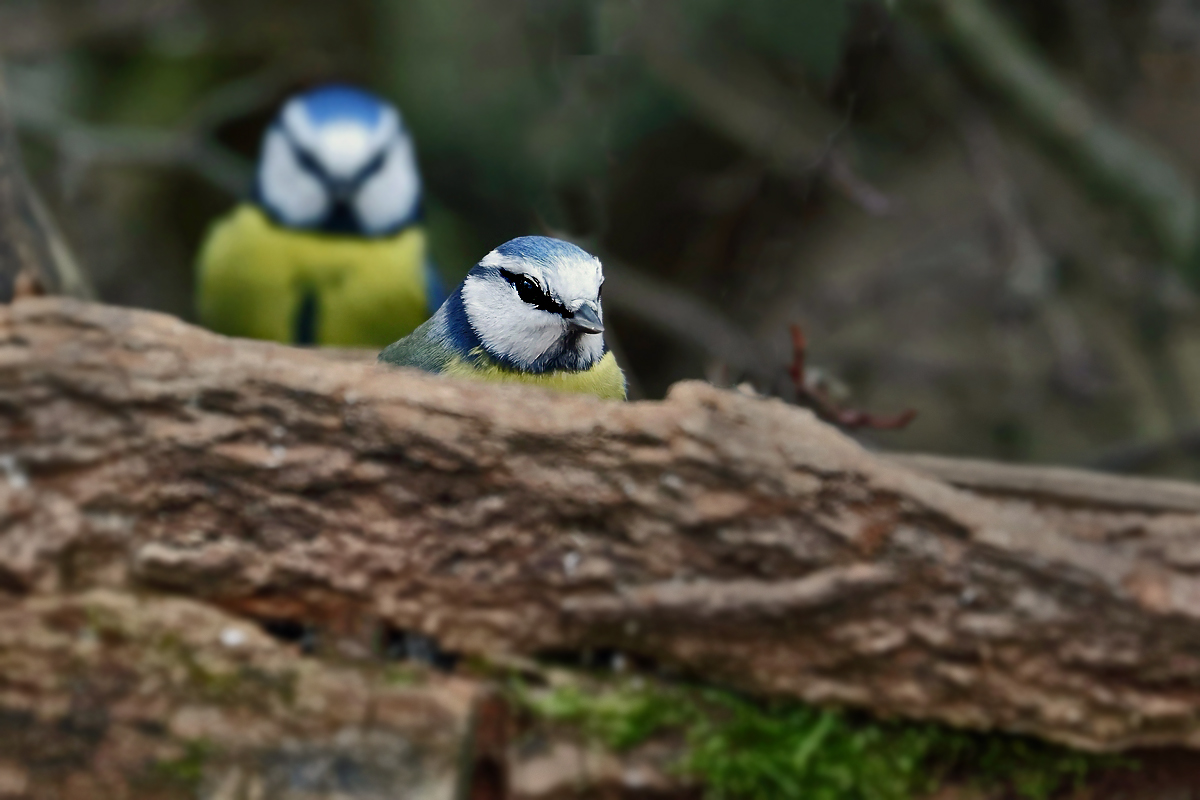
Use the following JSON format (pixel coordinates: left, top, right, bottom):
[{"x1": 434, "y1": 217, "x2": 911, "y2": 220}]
[
  {"x1": 441, "y1": 350, "x2": 627, "y2": 400},
  {"x1": 196, "y1": 205, "x2": 431, "y2": 347}
]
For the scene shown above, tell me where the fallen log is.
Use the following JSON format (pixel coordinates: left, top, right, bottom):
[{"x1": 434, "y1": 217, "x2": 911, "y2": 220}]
[
  {"x1": 0, "y1": 588, "x2": 487, "y2": 800},
  {"x1": 6, "y1": 298, "x2": 1200, "y2": 754}
]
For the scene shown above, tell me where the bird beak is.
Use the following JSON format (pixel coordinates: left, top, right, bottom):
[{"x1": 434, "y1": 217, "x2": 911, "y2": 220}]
[{"x1": 567, "y1": 304, "x2": 604, "y2": 334}]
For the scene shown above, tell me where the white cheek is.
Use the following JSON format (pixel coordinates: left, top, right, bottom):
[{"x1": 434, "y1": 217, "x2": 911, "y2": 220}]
[
  {"x1": 259, "y1": 130, "x2": 328, "y2": 227},
  {"x1": 463, "y1": 277, "x2": 564, "y2": 365},
  {"x1": 355, "y1": 139, "x2": 421, "y2": 234}
]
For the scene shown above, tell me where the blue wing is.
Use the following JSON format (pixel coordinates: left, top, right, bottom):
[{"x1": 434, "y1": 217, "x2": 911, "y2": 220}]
[{"x1": 424, "y1": 257, "x2": 449, "y2": 315}]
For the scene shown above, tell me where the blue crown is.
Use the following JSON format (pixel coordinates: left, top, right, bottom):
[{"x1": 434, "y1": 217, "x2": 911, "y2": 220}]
[
  {"x1": 294, "y1": 84, "x2": 389, "y2": 128},
  {"x1": 491, "y1": 236, "x2": 593, "y2": 267}
]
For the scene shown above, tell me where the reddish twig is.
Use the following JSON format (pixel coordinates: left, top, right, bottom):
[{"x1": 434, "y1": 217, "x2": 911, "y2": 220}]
[{"x1": 788, "y1": 324, "x2": 917, "y2": 431}]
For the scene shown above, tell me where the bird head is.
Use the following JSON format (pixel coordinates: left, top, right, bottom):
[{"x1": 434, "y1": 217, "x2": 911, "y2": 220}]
[
  {"x1": 459, "y1": 236, "x2": 608, "y2": 373},
  {"x1": 254, "y1": 84, "x2": 421, "y2": 236}
]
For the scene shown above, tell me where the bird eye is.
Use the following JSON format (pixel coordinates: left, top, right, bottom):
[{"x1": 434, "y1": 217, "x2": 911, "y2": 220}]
[
  {"x1": 500, "y1": 269, "x2": 546, "y2": 305},
  {"x1": 597, "y1": 281, "x2": 604, "y2": 301},
  {"x1": 498, "y1": 268, "x2": 574, "y2": 316}
]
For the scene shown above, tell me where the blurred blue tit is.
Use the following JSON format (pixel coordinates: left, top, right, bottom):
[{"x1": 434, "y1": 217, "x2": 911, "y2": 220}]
[
  {"x1": 196, "y1": 84, "x2": 445, "y2": 346},
  {"x1": 379, "y1": 236, "x2": 626, "y2": 400}
]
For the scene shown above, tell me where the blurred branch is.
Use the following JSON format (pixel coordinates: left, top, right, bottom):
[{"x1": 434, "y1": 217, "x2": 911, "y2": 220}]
[
  {"x1": 895, "y1": 451, "x2": 1200, "y2": 511},
  {"x1": 600, "y1": 255, "x2": 912, "y2": 416},
  {"x1": 0, "y1": 68, "x2": 91, "y2": 302},
  {"x1": 0, "y1": 0, "x2": 192, "y2": 59},
  {"x1": 1083, "y1": 427, "x2": 1200, "y2": 474},
  {"x1": 895, "y1": 0, "x2": 1200, "y2": 273},
  {"x1": 824, "y1": 152, "x2": 895, "y2": 217},
  {"x1": 7, "y1": 70, "x2": 281, "y2": 198},
  {"x1": 961, "y1": 110, "x2": 1108, "y2": 400},
  {"x1": 182, "y1": 69, "x2": 291, "y2": 136},
  {"x1": 545, "y1": 224, "x2": 779, "y2": 384},
  {"x1": 630, "y1": 7, "x2": 893, "y2": 216},
  {"x1": 961, "y1": 110, "x2": 1055, "y2": 303},
  {"x1": 17, "y1": 110, "x2": 249, "y2": 197},
  {"x1": 598, "y1": 258, "x2": 778, "y2": 384}
]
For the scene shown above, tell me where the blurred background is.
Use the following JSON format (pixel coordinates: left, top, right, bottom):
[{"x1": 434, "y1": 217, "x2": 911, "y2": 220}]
[{"x1": 5, "y1": 0, "x2": 1200, "y2": 476}]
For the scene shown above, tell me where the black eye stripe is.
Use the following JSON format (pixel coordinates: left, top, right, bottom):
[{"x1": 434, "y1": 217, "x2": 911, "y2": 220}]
[
  {"x1": 356, "y1": 150, "x2": 388, "y2": 183},
  {"x1": 294, "y1": 145, "x2": 326, "y2": 178},
  {"x1": 499, "y1": 268, "x2": 571, "y2": 316},
  {"x1": 280, "y1": 125, "x2": 389, "y2": 187}
]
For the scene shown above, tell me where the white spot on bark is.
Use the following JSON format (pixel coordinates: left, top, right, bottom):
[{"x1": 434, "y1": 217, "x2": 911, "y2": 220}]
[
  {"x1": 0, "y1": 455, "x2": 28, "y2": 490},
  {"x1": 660, "y1": 473, "x2": 685, "y2": 495},
  {"x1": 220, "y1": 627, "x2": 247, "y2": 648}
]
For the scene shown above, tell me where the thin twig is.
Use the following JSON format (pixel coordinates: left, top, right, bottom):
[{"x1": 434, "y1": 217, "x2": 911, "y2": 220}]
[
  {"x1": 0, "y1": 68, "x2": 92, "y2": 302},
  {"x1": 825, "y1": 152, "x2": 894, "y2": 216},
  {"x1": 788, "y1": 324, "x2": 917, "y2": 431},
  {"x1": 550, "y1": 229, "x2": 909, "y2": 417}
]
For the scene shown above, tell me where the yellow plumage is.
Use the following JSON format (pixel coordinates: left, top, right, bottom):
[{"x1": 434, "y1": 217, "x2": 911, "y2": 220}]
[
  {"x1": 442, "y1": 350, "x2": 626, "y2": 400},
  {"x1": 196, "y1": 205, "x2": 432, "y2": 347}
]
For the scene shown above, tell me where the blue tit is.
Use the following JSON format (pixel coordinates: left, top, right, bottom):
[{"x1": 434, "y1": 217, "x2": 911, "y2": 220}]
[
  {"x1": 378, "y1": 236, "x2": 626, "y2": 400},
  {"x1": 196, "y1": 84, "x2": 445, "y2": 347}
]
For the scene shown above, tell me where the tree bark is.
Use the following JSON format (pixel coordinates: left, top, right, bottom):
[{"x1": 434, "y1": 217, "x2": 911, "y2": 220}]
[
  {"x1": 0, "y1": 588, "x2": 487, "y2": 800},
  {"x1": 8, "y1": 298, "x2": 1200, "y2": 753}
]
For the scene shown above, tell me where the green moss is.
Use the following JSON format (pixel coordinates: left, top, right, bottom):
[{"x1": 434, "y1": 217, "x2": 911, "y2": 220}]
[
  {"x1": 82, "y1": 603, "x2": 130, "y2": 644},
  {"x1": 383, "y1": 663, "x2": 428, "y2": 686},
  {"x1": 144, "y1": 740, "x2": 213, "y2": 794},
  {"x1": 515, "y1": 679, "x2": 1135, "y2": 800},
  {"x1": 152, "y1": 632, "x2": 297, "y2": 708},
  {"x1": 519, "y1": 678, "x2": 693, "y2": 751}
]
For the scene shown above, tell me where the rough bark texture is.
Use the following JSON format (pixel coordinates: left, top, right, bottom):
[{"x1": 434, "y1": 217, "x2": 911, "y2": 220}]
[
  {"x1": 10, "y1": 299, "x2": 1200, "y2": 756},
  {"x1": 0, "y1": 589, "x2": 485, "y2": 800}
]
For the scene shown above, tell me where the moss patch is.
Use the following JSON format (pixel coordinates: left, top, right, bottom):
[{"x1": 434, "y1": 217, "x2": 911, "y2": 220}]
[
  {"x1": 515, "y1": 678, "x2": 1135, "y2": 800},
  {"x1": 152, "y1": 632, "x2": 297, "y2": 708},
  {"x1": 140, "y1": 740, "x2": 213, "y2": 795}
]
